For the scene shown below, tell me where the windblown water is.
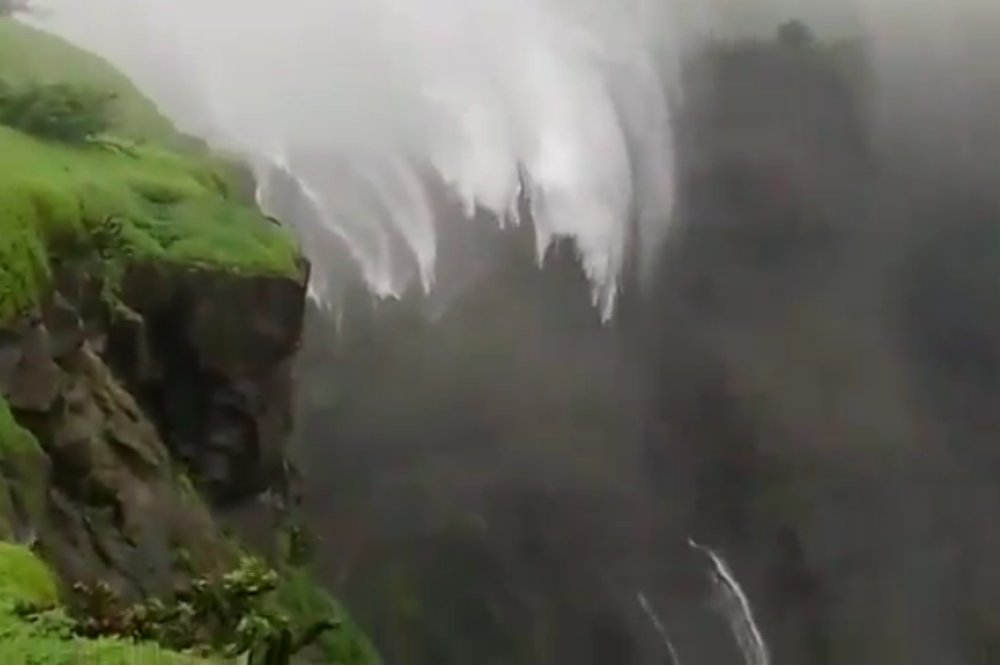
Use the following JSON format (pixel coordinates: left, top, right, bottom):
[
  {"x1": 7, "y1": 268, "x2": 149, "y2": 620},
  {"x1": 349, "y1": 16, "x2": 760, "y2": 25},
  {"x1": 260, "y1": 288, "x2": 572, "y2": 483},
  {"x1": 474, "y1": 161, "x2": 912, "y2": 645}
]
[
  {"x1": 29, "y1": 1, "x2": 1000, "y2": 316},
  {"x1": 690, "y1": 540, "x2": 770, "y2": 665},
  {"x1": 31, "y1": 0, "x2": 697, "y2": 318}
]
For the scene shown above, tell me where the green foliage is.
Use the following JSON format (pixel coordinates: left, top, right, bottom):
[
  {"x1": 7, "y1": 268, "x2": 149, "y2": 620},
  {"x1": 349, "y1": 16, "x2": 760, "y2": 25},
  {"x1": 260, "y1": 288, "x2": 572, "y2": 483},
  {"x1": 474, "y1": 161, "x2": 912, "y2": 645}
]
[
  {"x1": 0, "y1": 124, "x2": 299, "y2": 323},
  {"x1": 43, "y1": 556, "x2": 342, "y2": 664},
  {"x1": 0, "y1": 79, "x2": 117, "y2": 144},
  {"x1": 0, "y1": 17, "x2": 300, "y2": 324},
  {"x1": 0, "y1": 17, "x2": 340, "y2": 663},
  {"x1": 0, "y1": 18, "x2": 174, "y2": 142},
  {"x1": 0, "y1": 542, "x2": 57, "y2": 606},
  {"x1": 0, "y1": 543, "x2": 200, "y2": 664}
]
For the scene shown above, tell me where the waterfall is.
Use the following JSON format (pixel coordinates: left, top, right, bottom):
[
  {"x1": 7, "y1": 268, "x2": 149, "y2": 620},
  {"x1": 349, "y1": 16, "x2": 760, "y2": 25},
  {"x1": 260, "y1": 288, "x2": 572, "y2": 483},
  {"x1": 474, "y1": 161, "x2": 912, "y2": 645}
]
[{"x1": 29, "y1": 0, "x2": 686, "y2": 320}]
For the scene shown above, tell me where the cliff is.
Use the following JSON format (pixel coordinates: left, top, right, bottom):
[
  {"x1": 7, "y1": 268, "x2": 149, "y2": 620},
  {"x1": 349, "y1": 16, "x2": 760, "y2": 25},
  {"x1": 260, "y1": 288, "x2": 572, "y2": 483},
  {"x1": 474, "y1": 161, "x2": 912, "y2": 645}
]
[{"x1": 0, "y1": 17, "x2": 370, "y2": 663}]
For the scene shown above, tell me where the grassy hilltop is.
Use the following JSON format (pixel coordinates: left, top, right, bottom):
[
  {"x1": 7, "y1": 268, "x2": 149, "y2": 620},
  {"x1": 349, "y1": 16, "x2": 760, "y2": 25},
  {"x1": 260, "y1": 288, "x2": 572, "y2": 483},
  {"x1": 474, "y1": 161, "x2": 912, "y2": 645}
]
[{"x1": 0, "y1": 17, "x2": 300, "y2": 324}]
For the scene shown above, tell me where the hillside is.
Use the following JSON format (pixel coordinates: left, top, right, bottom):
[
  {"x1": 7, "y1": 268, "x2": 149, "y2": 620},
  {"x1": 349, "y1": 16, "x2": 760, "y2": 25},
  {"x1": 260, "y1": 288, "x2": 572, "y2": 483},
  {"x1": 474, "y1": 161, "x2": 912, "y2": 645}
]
[
  {"x1": 0, "y1": 16, "x2": 373, "y2": 663},
  {"x1": 0, "y1": 18, "x2": 175, "y2": 142}
]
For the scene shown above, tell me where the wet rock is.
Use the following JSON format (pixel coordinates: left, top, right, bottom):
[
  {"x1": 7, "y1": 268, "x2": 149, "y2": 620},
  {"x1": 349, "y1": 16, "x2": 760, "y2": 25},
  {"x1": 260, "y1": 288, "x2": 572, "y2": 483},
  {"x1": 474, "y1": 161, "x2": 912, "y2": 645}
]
[
  {"x1": 111, "y1": 261, "x2": 309, "y2": 504},
  {"x1": 0, "y1": 250, "x2": 308, "y2": 602},
  {"x1": 0, "y1": 325, "x2": 25, "y2": 395},
  {"x1": 5, "y1": 321, "x2": 63, "y2": 413},
  {"x1": 43, "y1": 293, "x2": 85, "y2": 361}
]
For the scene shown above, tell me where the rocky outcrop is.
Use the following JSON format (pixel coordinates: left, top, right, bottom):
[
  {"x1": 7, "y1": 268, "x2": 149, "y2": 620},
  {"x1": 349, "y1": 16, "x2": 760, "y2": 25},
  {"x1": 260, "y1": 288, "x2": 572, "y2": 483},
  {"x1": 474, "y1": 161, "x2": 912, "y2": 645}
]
[
  {"x1": 110, "y1": 260, "x2": 309, "y2": 504},
  {"x1": 0, "y1": 256, "x2": 308, "y2": 601}
]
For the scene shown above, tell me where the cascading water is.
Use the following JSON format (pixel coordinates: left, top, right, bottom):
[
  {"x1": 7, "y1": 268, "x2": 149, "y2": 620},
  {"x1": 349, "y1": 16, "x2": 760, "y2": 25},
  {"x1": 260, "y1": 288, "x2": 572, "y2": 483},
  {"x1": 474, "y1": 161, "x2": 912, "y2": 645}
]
[
  {"x1": 28, "y1": 1, "x2": 1000, "y2": 311},
  {"x1": 690, "y1": 540, "x2": 770, "y2": 665},
  {"x1": 30, "y1": 0, "x2": 687, "y2": 320}
]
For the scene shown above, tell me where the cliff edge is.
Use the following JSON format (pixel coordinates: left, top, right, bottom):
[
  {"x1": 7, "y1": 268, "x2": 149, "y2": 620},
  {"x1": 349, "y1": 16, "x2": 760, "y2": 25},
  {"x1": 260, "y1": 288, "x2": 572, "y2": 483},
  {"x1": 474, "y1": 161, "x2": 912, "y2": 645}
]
[{"x1": 0, "y1": 16, "x2": 371, "y2": 663}]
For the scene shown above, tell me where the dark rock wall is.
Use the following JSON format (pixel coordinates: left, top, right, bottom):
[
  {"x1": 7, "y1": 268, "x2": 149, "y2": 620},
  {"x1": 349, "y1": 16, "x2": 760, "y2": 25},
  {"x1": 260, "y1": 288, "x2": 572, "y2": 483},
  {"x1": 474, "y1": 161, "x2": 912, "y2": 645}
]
[
  {"x1": 112, "y1": 260, "x2": 309, "y2": 504},
  {"x1": 0, "y1": 257, "x2": 308, "y2": 602},
  {"x1": 637, "y1": 36, "x2": 1000, "y2": 663}
]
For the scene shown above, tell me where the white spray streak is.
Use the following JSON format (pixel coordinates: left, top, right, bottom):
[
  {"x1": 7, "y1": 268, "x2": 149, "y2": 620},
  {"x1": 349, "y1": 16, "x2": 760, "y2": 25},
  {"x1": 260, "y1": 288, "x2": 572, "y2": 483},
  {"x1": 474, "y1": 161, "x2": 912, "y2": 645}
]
[
  {"x1": 690, "y1": 538, "x2": 770, "y2": 665},
  {"x1": 636, "y1": 590, "x2": 681, "y2": 664},
  {"x1": 29, "y1": 0, "x2": 684, "y2": 319}
]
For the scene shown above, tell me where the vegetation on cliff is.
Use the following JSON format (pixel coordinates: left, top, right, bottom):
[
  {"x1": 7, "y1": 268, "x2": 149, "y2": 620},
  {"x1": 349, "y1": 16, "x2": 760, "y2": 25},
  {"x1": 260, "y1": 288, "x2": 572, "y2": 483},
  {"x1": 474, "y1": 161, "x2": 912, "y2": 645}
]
[
  {"x1": 0, "y1": 17, "x2": 300, "y2": 323},
  {"x1": 0, "y1": 542, "x2": 198, "y2": 663},
  {"x1": 0, "y1": 16, "x2": 372, "y2": 664}
]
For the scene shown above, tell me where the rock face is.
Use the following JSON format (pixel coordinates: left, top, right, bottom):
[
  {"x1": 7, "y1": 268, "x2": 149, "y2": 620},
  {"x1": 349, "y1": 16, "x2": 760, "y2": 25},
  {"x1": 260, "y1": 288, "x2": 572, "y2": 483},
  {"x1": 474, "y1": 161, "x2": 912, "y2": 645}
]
[
  {"x1": 635, "y1": 36, "x2": 1000, "y2": 664},
  {"x1": 0, "y1": 257, "x2": 308, "y2": 600},
  {"x1": 112, "y1": 260, "x2": 309, "y2": 504}
]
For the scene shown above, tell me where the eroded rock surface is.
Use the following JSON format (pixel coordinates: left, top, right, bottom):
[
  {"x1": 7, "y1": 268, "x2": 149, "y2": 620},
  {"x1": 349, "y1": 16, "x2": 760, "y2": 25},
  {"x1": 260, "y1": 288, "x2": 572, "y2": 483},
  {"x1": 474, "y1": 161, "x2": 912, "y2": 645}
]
[
  {"x1": 112, "y1": 260, "x2": 309, "y2": 504},
  {"x1": 0, "y1": 256, "x2": 308, "y2": 602}
]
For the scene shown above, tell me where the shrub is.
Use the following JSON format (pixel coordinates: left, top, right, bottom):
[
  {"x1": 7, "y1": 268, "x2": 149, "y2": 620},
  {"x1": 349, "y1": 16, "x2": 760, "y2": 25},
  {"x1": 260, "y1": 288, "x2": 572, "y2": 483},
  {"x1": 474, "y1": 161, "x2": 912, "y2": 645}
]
[
  {"x1": 17, "y1": 556, "x2": 343, "y2": 664},
  {"x1": 0, "y1": 79, "x2": 116, "y2": 145}
]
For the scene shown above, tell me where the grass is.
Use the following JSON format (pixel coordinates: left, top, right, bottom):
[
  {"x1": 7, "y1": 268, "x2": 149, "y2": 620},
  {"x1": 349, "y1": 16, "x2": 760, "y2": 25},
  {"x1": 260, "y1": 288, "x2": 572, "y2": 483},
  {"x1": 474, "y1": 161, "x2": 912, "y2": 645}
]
[
  {"x1": 0, "y1": 18, "x2": 175, "y2": 143},
  {"x1": 0, "y1": 126, "x2": 301, "y2": 322},
  {"x1": 0, "y1": 18, "x2": 301, "y2": 323},
  {"x1": 0, "y1": 542, "x2": 209, "y2": 664}
]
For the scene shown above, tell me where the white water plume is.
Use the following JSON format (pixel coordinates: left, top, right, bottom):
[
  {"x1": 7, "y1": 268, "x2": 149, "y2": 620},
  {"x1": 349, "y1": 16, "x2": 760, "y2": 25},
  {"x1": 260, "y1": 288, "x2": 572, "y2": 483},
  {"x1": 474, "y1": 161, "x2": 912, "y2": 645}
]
[
  {"x1": 30, "y1": 0, "x2": 686, "y2": 319},
  {"x1": 31, "y1": 0, "x2": 1000, "y2": 317}
]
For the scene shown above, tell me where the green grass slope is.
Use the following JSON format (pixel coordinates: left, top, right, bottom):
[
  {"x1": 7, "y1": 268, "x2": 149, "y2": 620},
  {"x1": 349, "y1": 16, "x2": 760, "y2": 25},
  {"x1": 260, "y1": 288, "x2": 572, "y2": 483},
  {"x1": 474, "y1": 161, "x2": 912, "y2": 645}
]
[
  {"x1": 0, "y1": 541, "x2": 205, "y2": 664},
  {"x1": 0, "y1": 18, "x2": 175, "y2": 142},
  {"x1": 0, "y1": 17, "x2": 309, "y2": 664},
  {"x1": 0, "y1": 17, "x2": 300, "y2": 323}
]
